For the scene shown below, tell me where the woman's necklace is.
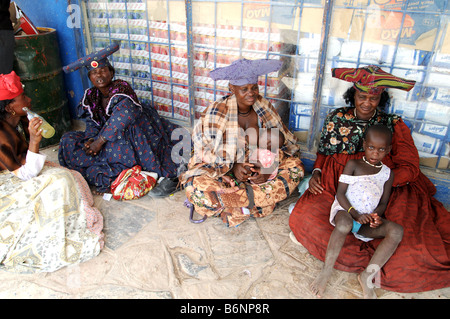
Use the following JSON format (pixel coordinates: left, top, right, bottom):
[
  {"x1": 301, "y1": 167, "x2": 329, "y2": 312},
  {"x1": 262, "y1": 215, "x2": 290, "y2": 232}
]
[
  {"x1": 354, "y1": 108, "x2": 376, "y2": 121},
  {"x1": 362, "y1": 156, "x2": 383, "y2": 168},
  {"x1": 238, "y1": 108, "x2": 252, "y2": 117}
]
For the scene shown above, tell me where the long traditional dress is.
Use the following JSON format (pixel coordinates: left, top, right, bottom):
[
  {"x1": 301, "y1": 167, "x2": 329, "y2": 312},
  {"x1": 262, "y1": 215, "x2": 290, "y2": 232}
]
[
  {"x1": 58, "y1": 80, "x2": 183, "y2": 192},
  {"x1": 181, "y1": 94, "x2": 304, "y2": 227},
  {"x1": 0, "y1": 119, "x2": 104, "y2": 273},
  {"x1": 289, "y1": 106, "x2": 450, "y2": 293}
]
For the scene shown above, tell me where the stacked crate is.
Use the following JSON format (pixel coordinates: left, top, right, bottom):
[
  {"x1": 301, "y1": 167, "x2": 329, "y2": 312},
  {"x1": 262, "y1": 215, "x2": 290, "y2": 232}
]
[
  {"x1": 287, "y1": 31, "x2": 449, "y2": 167},
  {"x1": 87, "y1": 1, "x2": 289, "y2": 123}
]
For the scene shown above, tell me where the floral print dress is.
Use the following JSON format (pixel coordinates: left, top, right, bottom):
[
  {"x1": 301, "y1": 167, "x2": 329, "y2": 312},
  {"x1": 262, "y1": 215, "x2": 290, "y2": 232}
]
[{"x1": 318, "y1": 107, "x2": 398, "y2": 156}]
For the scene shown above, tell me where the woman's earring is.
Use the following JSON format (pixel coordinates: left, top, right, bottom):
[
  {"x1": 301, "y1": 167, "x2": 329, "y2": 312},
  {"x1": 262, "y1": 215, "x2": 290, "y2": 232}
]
[{"x1": 11, "y1": 110, "x2": 16, "y2": 116}]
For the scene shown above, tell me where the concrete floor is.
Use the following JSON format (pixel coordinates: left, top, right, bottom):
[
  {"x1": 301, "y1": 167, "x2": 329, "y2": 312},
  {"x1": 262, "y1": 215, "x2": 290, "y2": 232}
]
[{"x1": 0, "y1": 144, "x2": 448, "y2": 299}]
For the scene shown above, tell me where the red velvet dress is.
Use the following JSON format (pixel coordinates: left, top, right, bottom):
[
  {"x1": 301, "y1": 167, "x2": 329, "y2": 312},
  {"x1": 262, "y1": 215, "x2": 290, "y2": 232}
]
[{"x1": 289, "y1": 108, "x2": 450, "y2": 293}]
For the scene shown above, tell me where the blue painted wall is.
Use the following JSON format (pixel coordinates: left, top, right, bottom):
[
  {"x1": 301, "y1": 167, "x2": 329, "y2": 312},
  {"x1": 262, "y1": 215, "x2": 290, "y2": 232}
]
[{"x1": 14, "y1": 0, "x2": 88, "y2": 118}]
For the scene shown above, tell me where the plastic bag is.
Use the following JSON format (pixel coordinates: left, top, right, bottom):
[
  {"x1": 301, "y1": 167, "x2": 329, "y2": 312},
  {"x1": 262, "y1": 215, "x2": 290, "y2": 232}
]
[{"x1": 111, "y1": 165, "x2": 158, "y2": 200}]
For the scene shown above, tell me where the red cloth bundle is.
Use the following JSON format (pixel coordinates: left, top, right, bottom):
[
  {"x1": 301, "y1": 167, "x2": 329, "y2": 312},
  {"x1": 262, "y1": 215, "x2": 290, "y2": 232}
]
[{"x1": 111, "y1": 165, "x2": 157, "y2": 200}]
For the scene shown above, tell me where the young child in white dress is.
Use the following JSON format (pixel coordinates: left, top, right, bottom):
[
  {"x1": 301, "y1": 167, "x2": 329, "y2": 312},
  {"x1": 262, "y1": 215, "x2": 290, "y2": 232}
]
[{"x1": 310, "y1": 124, "x2": 403, "y2": 299}]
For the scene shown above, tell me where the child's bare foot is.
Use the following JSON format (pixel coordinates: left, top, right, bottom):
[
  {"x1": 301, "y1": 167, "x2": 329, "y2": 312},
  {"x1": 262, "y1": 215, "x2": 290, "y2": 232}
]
[
  {"x1": 310, "y1": 269, "x2": 332, "y2": 298},
  {"x1": 358, "y1": 272, "x2": 377, "y2": 299}
]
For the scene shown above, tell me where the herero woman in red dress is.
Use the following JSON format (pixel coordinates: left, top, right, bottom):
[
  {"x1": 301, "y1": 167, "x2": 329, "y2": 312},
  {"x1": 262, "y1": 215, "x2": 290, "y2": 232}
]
[{"x1": 289, "y1": 65, "x2": 450, "y2": 295}]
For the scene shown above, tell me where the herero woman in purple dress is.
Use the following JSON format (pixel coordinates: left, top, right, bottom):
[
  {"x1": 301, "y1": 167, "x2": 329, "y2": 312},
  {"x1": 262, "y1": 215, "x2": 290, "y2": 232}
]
[{"x1": 59, "y1": 44, "x2": 183, "y2": 194}]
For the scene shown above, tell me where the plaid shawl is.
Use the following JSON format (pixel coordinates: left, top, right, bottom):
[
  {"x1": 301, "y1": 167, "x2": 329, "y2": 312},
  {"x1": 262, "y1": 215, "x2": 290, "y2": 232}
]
[{"x1": 180, "y1": 94, "x2": 300, "y2": 183}]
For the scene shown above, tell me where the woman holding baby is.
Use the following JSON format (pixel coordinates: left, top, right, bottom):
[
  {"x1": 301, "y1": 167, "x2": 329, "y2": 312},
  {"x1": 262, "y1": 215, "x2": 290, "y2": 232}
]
[{"x1": 180, "y1": 59, "x2": 304, "y2": 227}]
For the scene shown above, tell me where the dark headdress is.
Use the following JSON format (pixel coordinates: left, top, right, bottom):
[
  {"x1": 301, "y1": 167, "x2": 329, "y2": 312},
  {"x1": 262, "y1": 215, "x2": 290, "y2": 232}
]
[{"x1": 63, "y1": 43, "x2": 120, "y2": 74}]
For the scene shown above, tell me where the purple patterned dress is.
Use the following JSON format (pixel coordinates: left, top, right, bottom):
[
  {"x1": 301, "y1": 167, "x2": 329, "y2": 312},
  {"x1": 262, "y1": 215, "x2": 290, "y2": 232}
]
[{"x1": 58, "y1": 80, "x2": 184, "y2": 192}]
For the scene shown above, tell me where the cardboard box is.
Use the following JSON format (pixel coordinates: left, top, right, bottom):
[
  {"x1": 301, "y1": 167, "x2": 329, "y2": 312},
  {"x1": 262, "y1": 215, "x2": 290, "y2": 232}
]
[{"x1": 419, "y1": 154, "x2": 450, "y2": 170}]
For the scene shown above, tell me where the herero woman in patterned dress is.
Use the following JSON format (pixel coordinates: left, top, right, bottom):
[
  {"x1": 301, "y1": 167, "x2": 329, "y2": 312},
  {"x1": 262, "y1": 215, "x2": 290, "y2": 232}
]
[
  {"x1": 0, "y1": 71, "x2": 103, "y2": 273},
  {"x1": 181, "y1": 59, "x2": 304, "y2": 227},
  {"x1": 59, "y1": 44, "x2": 182, "y2": 194}
]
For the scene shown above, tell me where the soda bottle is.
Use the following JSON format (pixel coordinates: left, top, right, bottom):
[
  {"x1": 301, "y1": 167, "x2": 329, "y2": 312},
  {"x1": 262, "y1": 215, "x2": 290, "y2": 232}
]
[{"x1": 22, "y1": 107, "x2": 55, "y2": 139}]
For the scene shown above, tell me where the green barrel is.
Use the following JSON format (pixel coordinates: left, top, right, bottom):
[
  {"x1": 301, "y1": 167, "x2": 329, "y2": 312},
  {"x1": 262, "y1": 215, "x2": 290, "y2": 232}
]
[{"x1": 13, "y1": 27, "x2": 71, "y2": 148}]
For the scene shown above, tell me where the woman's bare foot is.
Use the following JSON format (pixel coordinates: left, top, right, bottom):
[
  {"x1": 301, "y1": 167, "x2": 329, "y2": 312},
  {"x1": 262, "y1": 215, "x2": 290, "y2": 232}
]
[
  {"x1": 358, "y1": 272, "x2": 377, "y2": 299},
  {"x1": 310, "y1": 269, "x2": 332, "y2": 298}
]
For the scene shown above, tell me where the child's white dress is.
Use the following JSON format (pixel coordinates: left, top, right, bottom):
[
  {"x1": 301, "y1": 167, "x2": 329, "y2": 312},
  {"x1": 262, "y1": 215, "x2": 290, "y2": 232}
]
[{"x1": 329, "y1": 164, "x2": 391, "y2": 242}]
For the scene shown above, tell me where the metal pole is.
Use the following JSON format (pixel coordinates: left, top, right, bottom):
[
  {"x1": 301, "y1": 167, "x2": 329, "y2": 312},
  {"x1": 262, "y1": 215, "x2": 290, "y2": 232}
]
[
  {"x1": 185, "y1": 0, "x2": 196, "y2": 127},
  {"x1": 307, "y1": 0, "x2": 334, "y2": 151}
]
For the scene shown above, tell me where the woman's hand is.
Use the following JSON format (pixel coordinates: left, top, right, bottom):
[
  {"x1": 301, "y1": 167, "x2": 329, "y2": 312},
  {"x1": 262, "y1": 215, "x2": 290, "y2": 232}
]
[
  {"x1": 83, "y1": 137, "x2": 106, "y2": 156},
  {"x1": 232, "y1": 162, "x2": 253, "y2": 182},
  {"x1": 221, "y1": 175, "x2": 235, "y2": 187},
  {"x1": 248, "y1": 170, "x2": 271, "y2": 184},
  {"x1": 28, "y1": 117, "x2": 43, "y2": 153},
  {"x1": 219, "y1": 175, "x2": 239, "y2": 193},
  {"x1": 308, "y1": 170, "x2": 324, "y2": 194},
  {"x1": 248, "y1": 165, "x2": 272, "y2": 184}
]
